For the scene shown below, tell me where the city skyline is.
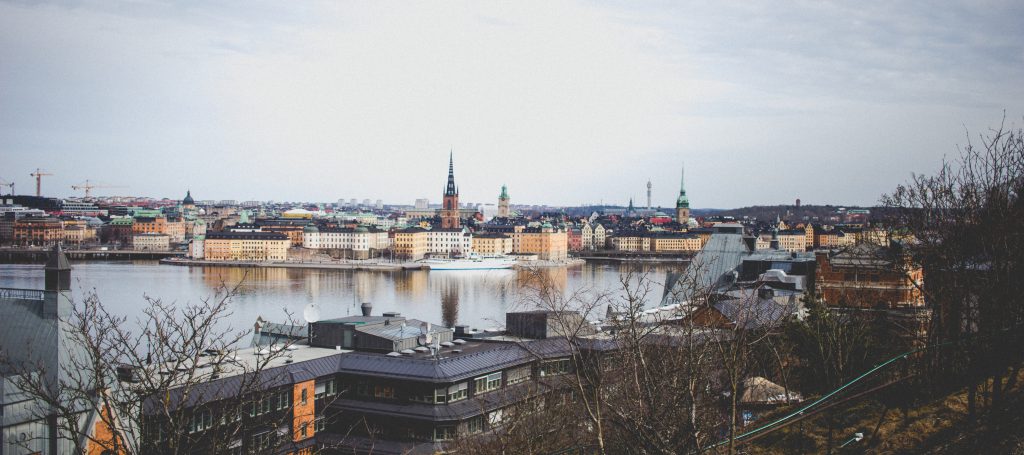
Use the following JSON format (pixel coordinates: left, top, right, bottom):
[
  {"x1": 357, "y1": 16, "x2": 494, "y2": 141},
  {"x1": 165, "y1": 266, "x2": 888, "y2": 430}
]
[{"x1": 2, "y1": 1, "x2": 1023, "y2": 207}]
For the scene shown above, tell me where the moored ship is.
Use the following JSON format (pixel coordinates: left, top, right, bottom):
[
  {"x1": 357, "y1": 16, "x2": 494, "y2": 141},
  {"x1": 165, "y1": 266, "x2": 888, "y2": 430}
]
[{"x1": 423, "y1": 254, "x2": 516, "y2": 270}]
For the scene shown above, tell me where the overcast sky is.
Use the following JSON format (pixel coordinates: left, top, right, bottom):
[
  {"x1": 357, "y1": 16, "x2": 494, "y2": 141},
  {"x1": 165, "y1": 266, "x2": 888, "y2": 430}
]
[{"x1": 2, "y1": 1, "x2": 1022, "y2": 208}]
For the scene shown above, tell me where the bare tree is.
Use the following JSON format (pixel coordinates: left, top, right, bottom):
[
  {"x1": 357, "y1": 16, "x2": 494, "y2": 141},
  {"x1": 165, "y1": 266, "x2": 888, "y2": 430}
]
[
  {"x1": 881, "y1": 117, "x2": 1024, "y2": 419},
  {"x1": 4, "y1": 280, "x2": 330, "y2": 454}
]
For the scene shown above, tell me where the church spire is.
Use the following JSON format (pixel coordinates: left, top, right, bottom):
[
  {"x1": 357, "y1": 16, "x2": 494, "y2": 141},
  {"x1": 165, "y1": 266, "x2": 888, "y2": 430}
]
[
  {"x1": 676, "y1": 162, "x2": 689, "y2": 209},
  {"x1": 445, "y1": 150, "x2": 457, "y2": 196}
]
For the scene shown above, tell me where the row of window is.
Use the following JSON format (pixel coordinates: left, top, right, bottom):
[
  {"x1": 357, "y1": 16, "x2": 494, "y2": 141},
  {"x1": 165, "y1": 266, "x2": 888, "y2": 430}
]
[
  {"x1": 250, "y1": 389, "x2": 291, "y2": 417},
  {"x1": 355, "y1": 360, "x2": 569, "y2": 405}
]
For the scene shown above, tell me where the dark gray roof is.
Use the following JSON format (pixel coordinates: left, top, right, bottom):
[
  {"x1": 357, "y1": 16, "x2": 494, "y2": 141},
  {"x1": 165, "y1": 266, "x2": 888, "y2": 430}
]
[
  {"x1": 355, "y1": 319, "x2": 452, "y2": 341},
  {"x1": 713, "y1": 294, "x2": 798, "y2": 330},
  {"x1": 336, "y1": 338, "x2": 572, "y2": 384}
]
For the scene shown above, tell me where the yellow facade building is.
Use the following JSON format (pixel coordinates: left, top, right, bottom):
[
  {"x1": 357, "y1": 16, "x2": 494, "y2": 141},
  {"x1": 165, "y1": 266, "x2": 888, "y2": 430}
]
[
  {"x1": 472, "y1": 233, "x2": 513, "y2": 255},
  {"x1": 516, "y1": 226, "x2": 567, "y2": 261},
  {"x1": 393, "y1": 228, "x2": 428, "y2": 261},
  {"x1": 204, "y1": 232, "x2": 290, "y2": 261},
  {"x1": 651, "y1": 234, "x2": 704, "y2": 253},
  {"x1": 610, "y1": 235, "x2": 652, "y2": 252}
]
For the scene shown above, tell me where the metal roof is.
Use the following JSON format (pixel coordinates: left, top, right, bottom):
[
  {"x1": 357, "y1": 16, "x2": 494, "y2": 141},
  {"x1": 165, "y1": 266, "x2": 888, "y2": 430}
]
[{"x1": 663, "y1": 229, "x2": 751, "y2": 304}]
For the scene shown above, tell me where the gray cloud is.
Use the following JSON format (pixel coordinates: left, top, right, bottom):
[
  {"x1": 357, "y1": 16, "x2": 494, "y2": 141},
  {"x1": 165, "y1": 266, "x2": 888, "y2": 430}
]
[{"x1": 2, "y1": 0, "x2": 1022, "y2": 208}]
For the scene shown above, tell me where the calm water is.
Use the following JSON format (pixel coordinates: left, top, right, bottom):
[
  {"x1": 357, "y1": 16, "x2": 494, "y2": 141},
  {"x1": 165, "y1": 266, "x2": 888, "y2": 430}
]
[{"x1": 0, "y1": 261, "x2": 683, "y2": 333}]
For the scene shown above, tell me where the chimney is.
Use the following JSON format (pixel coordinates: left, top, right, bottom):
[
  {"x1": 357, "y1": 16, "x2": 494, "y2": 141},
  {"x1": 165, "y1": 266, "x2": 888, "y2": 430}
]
[
  {"x1": 742, "y1": 236, "x2": 756, "y2": 252},
  {"x1": 360, "y1": 302, "x2": 373, "y2": 317},
  {"x1": 45, "y1": 244, "x2": 71, "y2": 292}
]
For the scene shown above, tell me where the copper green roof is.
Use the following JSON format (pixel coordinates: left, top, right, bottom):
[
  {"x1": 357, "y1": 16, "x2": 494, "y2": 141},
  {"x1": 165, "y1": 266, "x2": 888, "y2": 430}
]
[{"x1": 676, "y1": 163, "x2": 690, "y2": 209}]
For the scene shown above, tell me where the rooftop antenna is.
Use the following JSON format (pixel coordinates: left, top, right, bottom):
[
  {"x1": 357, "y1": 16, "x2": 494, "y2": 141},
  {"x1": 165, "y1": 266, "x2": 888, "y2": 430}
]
[{"x1": 302, "y1": 303, "x2": 321, "y2": 324}]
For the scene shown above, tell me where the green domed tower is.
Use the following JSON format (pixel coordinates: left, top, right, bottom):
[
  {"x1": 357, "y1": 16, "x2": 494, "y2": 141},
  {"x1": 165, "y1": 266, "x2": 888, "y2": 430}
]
[{"x1": 676, "y1": 163, "x2": 690, "y2": 223}]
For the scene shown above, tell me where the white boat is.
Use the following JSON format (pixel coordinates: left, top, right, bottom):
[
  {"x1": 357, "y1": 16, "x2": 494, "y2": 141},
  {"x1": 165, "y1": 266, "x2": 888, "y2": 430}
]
[{"x1": 423, "y1": 255, "x2": 516, "y2": 270}]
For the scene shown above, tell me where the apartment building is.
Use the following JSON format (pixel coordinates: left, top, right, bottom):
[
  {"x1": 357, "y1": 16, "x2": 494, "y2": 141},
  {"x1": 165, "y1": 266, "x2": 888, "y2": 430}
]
[
  {"x1": 204, "y1": 231, "x2": 290, "y2": 261},
  {"x1": 393, "y1": 227, "x2": 428, "y2": 260}
]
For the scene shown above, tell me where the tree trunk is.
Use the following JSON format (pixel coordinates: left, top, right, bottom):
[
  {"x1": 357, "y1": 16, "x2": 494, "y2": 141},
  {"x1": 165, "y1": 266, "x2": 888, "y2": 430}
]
[{"x1": 967, "y1": 380, "x2": 977, "y2": 422}]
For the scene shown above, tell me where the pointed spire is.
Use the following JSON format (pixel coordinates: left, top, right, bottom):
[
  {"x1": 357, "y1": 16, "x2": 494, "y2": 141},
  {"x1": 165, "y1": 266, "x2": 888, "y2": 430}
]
[
  {"x1": 676, "y1": 162, "x2": 690, "y2": 209},
  {"x1": 445, "y1": 151, "x2": 457, "y2": 196},
  {"x1": 680, "y1": 162, "x2": 686, "y2": 193}
]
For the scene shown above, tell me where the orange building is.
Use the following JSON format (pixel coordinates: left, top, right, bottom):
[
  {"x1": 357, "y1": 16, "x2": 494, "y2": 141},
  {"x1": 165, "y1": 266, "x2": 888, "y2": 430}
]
[
  {"x1": 516, "y1": 225, "x2": 568, "y2": 261},
  {"x1": 14, "y1": 217, "x2": 63, "y2": 246}
]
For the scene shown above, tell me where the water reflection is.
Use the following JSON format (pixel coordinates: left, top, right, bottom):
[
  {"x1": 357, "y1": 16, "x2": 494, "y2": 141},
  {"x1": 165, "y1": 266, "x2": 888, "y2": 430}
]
[
  {"x1": 0, "y1": 261, "x2": 684, "y2": 333},
  {"x1": 441, "y1": 286, "x2": 458, "y2": 328}
]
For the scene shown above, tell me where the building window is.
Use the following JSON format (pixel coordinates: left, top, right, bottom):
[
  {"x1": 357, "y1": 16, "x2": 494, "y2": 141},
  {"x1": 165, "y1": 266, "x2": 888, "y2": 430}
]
[
  {"x1": 433, "y1": 426, "x2": 456, "y2": 441},
  {"x1": 315, "y1": 379, "x2": 337, "y2": 399},
  {"x1": 465, "y1": 415, "x2": 484, "y2": 434},
  {"x1": 250, "y1": 431, "x2": 272, "y2": 452},
  {"x1": 276, "y1": 390, "x2": 291, "y2": 410},
  {"x1": 540, "y1": 359, "x2": 571, "y2": 376},
  {"x1": 447, "y1": 382, "x2": 468, "y2": 402},
  {"x1": 374, "y1": 385, "x2": 395, "y2": 399},
  {"x1": 300, "y1": 422, "x2": 308, "y2": 438},
  {"x1": 507, "y1": 366, "x2": 532, "y2": 385},
  {"x1": 474, "y1": 372, "x2": 502, "y2": 394},
  {"x1": 301, "y1": 388, "x2": 308, "y2": 405},
  {"x1": 188, "y1": 410, "x2": 212, "y2": 433}
]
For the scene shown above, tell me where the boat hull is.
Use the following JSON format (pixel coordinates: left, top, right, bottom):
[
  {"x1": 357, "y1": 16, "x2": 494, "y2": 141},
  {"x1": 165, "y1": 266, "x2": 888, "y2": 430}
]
[{"x1": 424, "y1": 258, "x2": 516, "y2": 270}]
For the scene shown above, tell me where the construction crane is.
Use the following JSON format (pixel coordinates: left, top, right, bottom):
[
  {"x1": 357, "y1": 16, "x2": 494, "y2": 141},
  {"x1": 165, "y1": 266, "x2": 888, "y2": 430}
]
[
  {"x1": 29, "y1": 168, "x2": 52, "y2": 197},
  {"x1": 0, "y1": 178, "x2": 13, "y2": 195},
  {"x1": 71, "y1": 179, "x2": 127, "y2": 198}
]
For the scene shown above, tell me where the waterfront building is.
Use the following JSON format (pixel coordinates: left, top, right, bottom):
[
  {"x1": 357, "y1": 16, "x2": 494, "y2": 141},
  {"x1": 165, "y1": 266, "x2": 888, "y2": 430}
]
[
  {"x1": 132, "y1": 232, "x2": 171, "y2": 251},
  {"x1": 302, "y1": 226, "x2": 391, "y2": 260},
  {"x1": 567, "y1": 228, "x2": 583, "y2": 252},
  {"x1": 610, "y1": 233, "x2": 651, "y2": 252},
  {"x1": 472, "y1": 232, "x2": 513, "y2": 255},
  {"x1": 426, "y1": 228, "x2": 473, "y2": 257},
  {"x1": 13, "y1": 216, "x2": 63, "y2": 246},
  {"x1": 204, "y1": 231, "x2": 290, "y2": 261},
  {"x1": 103, "y1": 216, "x2": 134, "y2": 246},
  {"x1": 393, "y1": 227, "x2": 429, "y2": 260},
  {"x1": 515, "y1": 224, "x2": 568, "y2": 261},
  {"x1": 132, "y1": 216, "x2": 165, "y2": 235},
  {"x1": 440, "y1": 154, "x2": 461, "y2": 230},
  {"x1": 497, "y1": 185, "x2": 510, "y2": 218},
  {"x1": 676, "y1": 163, "x2": 690, "y2": 223},
  {"x1": 580, "y1": 222, "x2": 607, "y2": 251},
  {"x1": 651, "y1": 233, "x2": 704, "y2": 253},
  {"x1": 0, "y1": 207, "x2": 46, "y2": 244},
  {"x1": 60, "y1": 219, "x2": 96, "y2": 247},
  {"x1": 258, "y1": 218, "x2": 310, "y2": 247}
]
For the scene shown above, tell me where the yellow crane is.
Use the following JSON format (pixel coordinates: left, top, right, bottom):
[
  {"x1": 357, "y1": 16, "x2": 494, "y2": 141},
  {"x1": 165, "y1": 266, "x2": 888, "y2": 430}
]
[
  {"x1": 29, "y1": 168, "x2": 52, "y2": 197},
  {"x1": 71, "y1": 180, "x2": 127, "y2": 198}
]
